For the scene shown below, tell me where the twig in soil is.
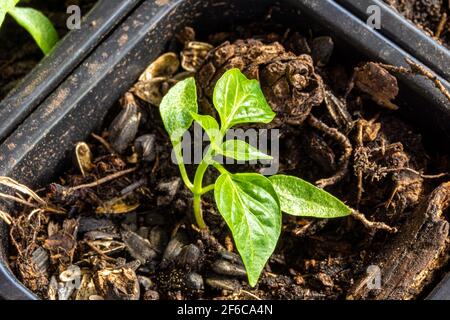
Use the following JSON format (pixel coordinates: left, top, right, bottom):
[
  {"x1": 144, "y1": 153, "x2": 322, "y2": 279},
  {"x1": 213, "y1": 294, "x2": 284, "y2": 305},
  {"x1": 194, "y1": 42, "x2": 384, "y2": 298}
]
[
  {"x1": 0, "y1": 209, "x2": 13, "y2": 225},
  {"x1": 120, "y1": 178, "x2": 147, "y2": 196},
  {"x1": 307, "y1": 115, "x2": 353, "y2": 188},
  {"x1": 239, "y1": 289, "x2": 262, "y2": 300},
  {"x1": 68, "y1": 167, "x2": 137, "y2": 191},
  {"x1": 91, "y1": 133, "x2": 116, "y2": 155},
  {"x1": 351, "y1": 210, "x2": 397, "y2": 233},
  {"x1": 436, "y1": 13, "x2": 448, "y2": 39}
]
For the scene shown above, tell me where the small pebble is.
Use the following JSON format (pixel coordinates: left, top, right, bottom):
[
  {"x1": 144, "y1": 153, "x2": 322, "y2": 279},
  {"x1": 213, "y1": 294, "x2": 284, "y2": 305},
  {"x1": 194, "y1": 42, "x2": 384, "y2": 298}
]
[{"x1": 186, "y1": 272, "x2": 204, "y2": 291}]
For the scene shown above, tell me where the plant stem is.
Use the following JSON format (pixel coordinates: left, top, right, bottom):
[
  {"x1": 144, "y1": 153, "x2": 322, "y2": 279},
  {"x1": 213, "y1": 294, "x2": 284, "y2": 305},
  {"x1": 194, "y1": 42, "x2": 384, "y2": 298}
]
[
  {"x1": 193, "y1": 193, "x2": 206, "y2": 229},
  {"x1": 192, "y1": 150, "x2": 212, "y2": 228},
  {"x1": 191, "y1": 135, "x2": 230, "y2": 228},
  {"x1": 201, "y1": 184, "x2": 215, "y2": 195},
  {"x1": 174, "y1": 143, "x2": 194, "y2": 191},
  {"x1": 213, "y1": 162, "x2": 228, "y2": 175}
]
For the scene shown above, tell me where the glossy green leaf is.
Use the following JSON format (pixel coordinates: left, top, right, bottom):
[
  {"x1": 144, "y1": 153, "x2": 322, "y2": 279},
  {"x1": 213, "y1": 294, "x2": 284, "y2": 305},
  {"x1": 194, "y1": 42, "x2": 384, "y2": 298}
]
[
  {"x1": 160, "y1": 77, "x2": 198, "y2": 143},
  {"x1": 269, "y1": 175, "x2": 352, "y2": 218},
  {"x1": 9, "y1": 7, "x2": 59, "y2": 55},
  {"x1": 214, "y1": 173, "x2": 281, "y2": 286},
  {"x1": 213, "y1": 68, "x2": 275, "y2": 130},
  {"x1": 190, "y1": 112, "x2": 222, "y2": 149},
  {"x1": 218, "y1": 139, "x2": 272, "y2": 161},
  {"x1": 0, "y1": 0, "x2": 20, "y2": 27}
]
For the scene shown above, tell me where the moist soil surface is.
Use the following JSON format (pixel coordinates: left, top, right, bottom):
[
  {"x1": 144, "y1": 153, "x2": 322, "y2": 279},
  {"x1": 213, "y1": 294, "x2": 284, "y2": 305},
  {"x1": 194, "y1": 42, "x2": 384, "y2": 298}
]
[
  {"x1": 4, "y1": 12, "x2": 450, "y2": 300},
  {"x1": 384, "y1": 0, "x2": 450, "y2": 48},
  {"x1": 0, "y1": 0, "x2": 97, "y2": 100}
]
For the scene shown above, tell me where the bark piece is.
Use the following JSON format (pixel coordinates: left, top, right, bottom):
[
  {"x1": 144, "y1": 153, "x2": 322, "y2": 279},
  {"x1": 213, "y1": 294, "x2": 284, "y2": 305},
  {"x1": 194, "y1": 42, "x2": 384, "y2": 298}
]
[{"x1": 348, "y1": 182, "x2": 450, "y2": 300}]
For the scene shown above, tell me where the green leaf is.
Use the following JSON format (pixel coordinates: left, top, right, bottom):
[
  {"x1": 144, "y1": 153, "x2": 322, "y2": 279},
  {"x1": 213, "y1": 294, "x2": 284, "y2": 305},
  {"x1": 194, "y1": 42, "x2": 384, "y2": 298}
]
[
  {"x1": 213, "y1": 68, "x2": 275, "y2": 130},
  {"x1": 190, "y1": 112, "x2": 222, "y2": 149},
  {"x1": 0, "y1": 0, "x2": 20, "y2": 27},
  {"x1": 215, "y1": 173, "x2": 281, "y2": 286},
  {"x1": 8, "y1": 7, "x2": 59, "y2": 55},
  {"x1": 269, "y1": 175, "x2": 352, "y2": 218},
  {"x1": 218, "y1": 139, "x2": 272, "y2": 161},
  {"x1": 160, "y1": 77, "x2": 198, "y2": 143}
]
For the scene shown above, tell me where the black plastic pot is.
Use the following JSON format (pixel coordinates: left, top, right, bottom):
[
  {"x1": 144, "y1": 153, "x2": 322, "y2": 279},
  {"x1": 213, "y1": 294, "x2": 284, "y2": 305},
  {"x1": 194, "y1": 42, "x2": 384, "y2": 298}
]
[
  {"x1": 0, "y1": 0, "x2": 142, "y2": 145},
  {"x1": 0, "y1": 0, "x2": 449, "y2": 300},
  {"x1": 336, "y1": 0, "x2": 450, "y2": 82}
]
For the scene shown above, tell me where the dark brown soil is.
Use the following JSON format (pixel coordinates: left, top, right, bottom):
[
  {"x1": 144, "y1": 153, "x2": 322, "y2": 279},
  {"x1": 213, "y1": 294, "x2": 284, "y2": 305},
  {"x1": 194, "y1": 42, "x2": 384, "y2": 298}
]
[
  {"x1": 0, "y1": 0, "x2": 97, "y2": 100},
  {"x1": 384, "y1": 0, "x2": 450, "y2": 48},
  {"x1": 4, "y1": 15, "x2": 450, "y2": 300}
]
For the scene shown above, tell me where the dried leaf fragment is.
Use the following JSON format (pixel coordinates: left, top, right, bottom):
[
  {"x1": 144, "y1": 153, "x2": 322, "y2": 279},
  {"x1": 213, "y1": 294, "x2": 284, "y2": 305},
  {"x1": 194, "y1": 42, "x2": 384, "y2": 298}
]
[
  {"x1": 94, "y1": 267, "x2": 140, "y2": 300},
  {"x1": 354, "y1": 62, "x2": 399, "y2": 110}
]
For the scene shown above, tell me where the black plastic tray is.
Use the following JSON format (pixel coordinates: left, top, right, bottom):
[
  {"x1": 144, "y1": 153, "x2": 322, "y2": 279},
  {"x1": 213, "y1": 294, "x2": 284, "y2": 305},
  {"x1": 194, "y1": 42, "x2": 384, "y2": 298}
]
[
  {"x1": 0, "y1": 0, "x2": 142, "y2": 145},
  {"x1": 336, "y1": 0, "x2": 450, "y2": 82},
  {"x1": 0, "y1": 0, "x2": 449, "y2": 300}
]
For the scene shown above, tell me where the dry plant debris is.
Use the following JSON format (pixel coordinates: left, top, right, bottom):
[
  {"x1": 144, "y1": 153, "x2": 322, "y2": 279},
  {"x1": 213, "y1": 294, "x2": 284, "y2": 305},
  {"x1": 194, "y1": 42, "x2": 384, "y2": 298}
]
[{"x1": 1, "y1": 19, "x2": 449, "y2": 300}]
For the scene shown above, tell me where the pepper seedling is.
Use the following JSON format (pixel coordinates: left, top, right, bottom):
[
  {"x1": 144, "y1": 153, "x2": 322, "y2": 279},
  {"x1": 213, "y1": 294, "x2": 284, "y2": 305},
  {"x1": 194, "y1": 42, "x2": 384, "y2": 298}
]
[
  {"x1": 159, "y1": 68, "x2": 352, "y2": 286},
  {"x1": 0, "y1": 0, "x2": 59, "y2": 55}
]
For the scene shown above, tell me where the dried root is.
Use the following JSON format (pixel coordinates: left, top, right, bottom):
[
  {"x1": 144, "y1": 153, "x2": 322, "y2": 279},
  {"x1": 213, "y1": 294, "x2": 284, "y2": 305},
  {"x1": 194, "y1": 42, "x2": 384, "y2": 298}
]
[
  {"x1": 0, "y1": 176, "x2": 46, "y2": 207},
  {"x1": 0, "y1": 176, "x2": 65, "y2": 214},
  {"x1": 351, "y1": 210, "x2": 397, "y2": 234},
  {"x1": 307, "y1": 115, "x2": 353, "y2": 188},
  {"x1": 0, "y1": 209, "x2": 13, "y2": 225},
  {"x1": 379, "y1": 60, "x2": 450, "y2": 102},
  {"x1": 9, "y1": 211, "x2": 49, "y2": 294},
  {"x1": 405, "y1": 58, "x2": 450, "y2": 101},
  {"x1": 435, "y1": 12, "x2": 448, "y2": 39},
  {"x1": 68, "y1": 167, "x2": 137, "y2": 192}
]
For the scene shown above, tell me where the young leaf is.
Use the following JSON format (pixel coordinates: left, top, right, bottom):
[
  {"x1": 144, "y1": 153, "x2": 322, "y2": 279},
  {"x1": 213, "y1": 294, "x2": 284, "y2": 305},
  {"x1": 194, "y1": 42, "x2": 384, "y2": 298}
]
[
  {"x1": 218, "y1": 140, "x2": 272, "y2": 161},
  {"x1": 269, "y1": 175, "x2": 352, "y2": 218},
  {"x1": 214, "y1": 173, "x2": 281, "y2": 286},
  {"x1": 190, "y1": 112, "x2": 222, "y2": 149},
  {"x1": 0, "y1": 0, "x2": 20, "y2": 27},
  {"x1": 160, "y1": 77, "x2": 198, "y2": 143},
  {"x1": 213, "y1": 68, "x2": 275, "y2": 130},
  {"x1": 8, "y1": 7, "x2": 59, "y2": 55}
]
